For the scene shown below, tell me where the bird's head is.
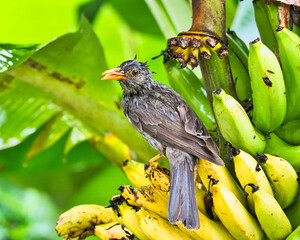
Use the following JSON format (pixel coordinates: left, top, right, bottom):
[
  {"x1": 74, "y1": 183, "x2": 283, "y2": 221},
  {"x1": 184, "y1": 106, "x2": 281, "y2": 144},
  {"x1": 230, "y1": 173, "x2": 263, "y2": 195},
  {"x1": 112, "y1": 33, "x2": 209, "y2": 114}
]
[{"x1": 101, "y1": 57, "x2": 153, "y2": 92}]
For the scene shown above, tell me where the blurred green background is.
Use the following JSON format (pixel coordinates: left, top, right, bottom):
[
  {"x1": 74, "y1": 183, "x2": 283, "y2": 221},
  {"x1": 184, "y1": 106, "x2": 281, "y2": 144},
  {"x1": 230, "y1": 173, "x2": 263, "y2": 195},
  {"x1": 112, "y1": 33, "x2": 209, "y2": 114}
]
[{"x1": 0, "y1": 0, "x2": 258, "y2": 239}]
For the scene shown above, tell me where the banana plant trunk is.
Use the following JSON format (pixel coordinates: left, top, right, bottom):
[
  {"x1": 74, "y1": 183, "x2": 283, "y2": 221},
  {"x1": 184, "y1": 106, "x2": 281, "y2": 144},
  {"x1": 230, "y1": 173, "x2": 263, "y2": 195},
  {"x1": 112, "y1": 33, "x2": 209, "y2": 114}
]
[{"x1": 191, "y1": 0, "x2": 237, "y2": 172}]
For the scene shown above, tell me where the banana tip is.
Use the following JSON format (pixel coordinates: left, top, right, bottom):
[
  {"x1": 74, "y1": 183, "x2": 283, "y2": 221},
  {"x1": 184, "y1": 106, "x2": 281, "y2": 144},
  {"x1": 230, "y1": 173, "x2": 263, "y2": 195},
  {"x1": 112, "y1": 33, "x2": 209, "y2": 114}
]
[{"x1": 250, "y1": 37, "x2": 260, "y2": 45}]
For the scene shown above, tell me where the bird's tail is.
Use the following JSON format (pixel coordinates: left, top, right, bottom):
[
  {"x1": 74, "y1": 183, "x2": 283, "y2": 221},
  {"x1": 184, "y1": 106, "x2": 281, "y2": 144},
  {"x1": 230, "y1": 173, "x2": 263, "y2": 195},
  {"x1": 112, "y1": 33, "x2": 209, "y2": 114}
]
[{"x1": 166, "y1": 148, "x2": 200, "y2": 230}]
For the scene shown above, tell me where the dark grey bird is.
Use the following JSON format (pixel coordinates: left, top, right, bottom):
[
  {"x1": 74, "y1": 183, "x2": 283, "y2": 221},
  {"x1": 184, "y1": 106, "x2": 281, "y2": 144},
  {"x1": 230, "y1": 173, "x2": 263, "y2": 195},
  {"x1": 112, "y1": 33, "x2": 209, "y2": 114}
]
[{"x1": 101, "y1": 57, "x2": 224, "y2": 230}]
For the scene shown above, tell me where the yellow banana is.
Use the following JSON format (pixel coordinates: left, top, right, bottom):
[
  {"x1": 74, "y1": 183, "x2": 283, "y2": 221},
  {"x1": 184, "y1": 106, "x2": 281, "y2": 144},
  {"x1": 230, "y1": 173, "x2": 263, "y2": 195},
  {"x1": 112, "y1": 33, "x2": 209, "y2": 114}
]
[
  {"x1": 55, "y1": 204, "x2": 116, "y2": 239},
  {"x1": 265, "y1": 133, "x2": 300, "y2": 172},
  {"x1": 257, "y1": 154, "x2": 299, "y2": 209},
  {"x1": 94, "y1": 222, "x2": 133, "y2": 240},
  {"x1": 232, "y1": 148, "x2": 273, "y2": 214},
  {"x1": 210, "y1": 179, "x2": 265, "y2": 240},
  {"x1": 110, "y1": 196, "x2": 150, "y2": 240},
  {"x1": 245, "y1": 183, "x2": 292, "y2": 240},
  {"x1": 248, "y1": 38, "x2": 286, "y2": 133},
  {"x1": 136, "y1": 207, "x2": 191, "y2": 240},
  {"x1": 122, "y1": 159, "x2": 150, "y2": 188},
  {"x1": 119, "y1": 185, "x2": 168, "y2": 219},
  {"x1": 212, "y1": 88, "x2": 266, "y2": 155},
  {"x1": 197, "y1": 158, "x2": 248, "y2": 209},
  {"x1": 144, "y1": 162, "x2": 170, "y2": 199}
]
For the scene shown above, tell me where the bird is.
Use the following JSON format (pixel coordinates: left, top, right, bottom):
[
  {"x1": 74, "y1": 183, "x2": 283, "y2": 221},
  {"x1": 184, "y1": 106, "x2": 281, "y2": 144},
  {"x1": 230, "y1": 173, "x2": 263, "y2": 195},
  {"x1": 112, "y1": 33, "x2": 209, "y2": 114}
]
[{"x1": 101, "y1": 57, "x2": 224, "y2": 230}]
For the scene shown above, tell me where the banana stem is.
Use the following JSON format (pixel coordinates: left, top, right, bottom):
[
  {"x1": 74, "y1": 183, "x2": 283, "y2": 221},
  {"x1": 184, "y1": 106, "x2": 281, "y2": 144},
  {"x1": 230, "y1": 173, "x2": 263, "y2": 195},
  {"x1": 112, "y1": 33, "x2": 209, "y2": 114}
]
[{"x1": 191, "y1": 0, "x2": 237, "y2": 173}]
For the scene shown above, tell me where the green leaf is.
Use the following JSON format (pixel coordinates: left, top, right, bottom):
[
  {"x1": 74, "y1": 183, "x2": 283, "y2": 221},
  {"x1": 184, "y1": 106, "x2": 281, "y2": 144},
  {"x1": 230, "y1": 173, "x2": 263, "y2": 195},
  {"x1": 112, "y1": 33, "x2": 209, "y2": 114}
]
[
  {"x1": 0, "y1": 44, "x2": 38, "y2": 72},
  {"x1": 7, "y1": 16, "x2": 155, "y2": 161}
]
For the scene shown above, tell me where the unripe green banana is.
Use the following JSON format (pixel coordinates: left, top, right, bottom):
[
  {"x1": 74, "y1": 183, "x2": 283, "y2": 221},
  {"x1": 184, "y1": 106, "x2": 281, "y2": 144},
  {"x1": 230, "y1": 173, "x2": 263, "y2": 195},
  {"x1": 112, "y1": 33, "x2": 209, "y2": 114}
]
[
  {"x1": 232, "y1": 149, "x2": 274, "y2": 214},
  {"x1": 122, "y1": 160, "x2": 150, "y2": 188},
  {"x1": 286, "y1": 226, "x2": 300, "y2": 240},
  {"x1": 265, "y1": 133, "x2": 300, "y2": 171},
  {"x1": 227, "y1": 30, "x2": 252, "y2": 101},
  {"x1": 212, "y1": 88, "x2": 266, "y2": 155},
  {"x1": 164, "y1": 59, "x2": 216, "y2": 131},
  {"x1": 285, "y1": 192, "x2": 300, "y2": 231},
  {"x1": 210, "y1": 179, "x2": 265, "y2": 240},
  {"x1": 275, "y1": 27, "x2": 300, "y2": 122},
  {"x1": 257, "y1": 154, "x2": 299, "y2": 209},
  {"x1": 253, "y1": 0, "x2": 279, "y2": 52},
  {"x1": 275, "y1": 120, "x2": 300, "y2": 145},
  {"x1": 245, "y1": 183, "x2": 292, "y2": 240},
  {"x1": 248, "y1": 38, "x2": 286, "y2": 133}
]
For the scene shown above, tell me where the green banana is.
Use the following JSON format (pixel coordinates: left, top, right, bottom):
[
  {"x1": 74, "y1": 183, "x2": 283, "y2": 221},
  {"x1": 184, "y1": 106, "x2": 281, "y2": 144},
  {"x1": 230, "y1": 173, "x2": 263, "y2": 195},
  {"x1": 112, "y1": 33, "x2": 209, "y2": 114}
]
[
  {"x1": 227, "y1": 30, "x2": 252, "y2": 101},
  {"x1": 122, "y1": 159, "x2": 150, "y2": 188},
  {"x1": 275, "y1": 27, "x2": 300, "y2": 122},
  {"x1": 253, "y1": 0, "x2": 279, "y2": 52},
  {"x1": 244, "y1": 183, "x2": 292, "y2": 240},
  {"x1": 232, "y1": 149, "x2": 274, "y2": 214},
  {"x1": 286, "y1": 226, "x2": 300, "y2": 240},
  {"x1": 210, "y1": 179, "x2": 265, "y2": 240},
  {"x1": 248, "y1": 38, "x2": 286, "y2": 133},
  {"x1": 258, "y1": 153, "x2": 299, "y2": 209},
  {"x1": 275, "y1": 120, "x2": 300, "y2": 145},
  {"x1": 212, "y1": 88, "x2": 266, "y2": 155},
  {"x1": 164, "y1": 59, "x2": 216, "y2": 131},
  {"x1": 285, "y1": 191, "x2": 300, "y2": 231},
  {"x1": 197, "y1": 158, "x2": 248, "y2": 209},
  {"x1": 265, "y1": 133, "x2": 300, "y2": 172}
]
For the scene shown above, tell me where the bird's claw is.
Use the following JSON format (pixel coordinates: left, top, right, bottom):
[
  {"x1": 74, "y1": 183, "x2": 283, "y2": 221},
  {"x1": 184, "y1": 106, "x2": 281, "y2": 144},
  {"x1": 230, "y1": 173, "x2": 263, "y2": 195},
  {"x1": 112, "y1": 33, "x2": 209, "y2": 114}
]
[{"x1": 153, "y1": 31, "x2": 228, "y2": 69}]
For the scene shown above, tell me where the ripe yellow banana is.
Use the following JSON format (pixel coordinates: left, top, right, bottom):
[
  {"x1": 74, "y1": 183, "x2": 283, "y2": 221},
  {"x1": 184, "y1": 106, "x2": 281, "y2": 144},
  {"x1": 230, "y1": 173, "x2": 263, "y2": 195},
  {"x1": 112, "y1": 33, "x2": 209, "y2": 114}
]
[
  {"x1": 197, "y1": 158, "x2": 248, "y2": 209},
  {"x1": 265, "y1": 133, "x2": 300, "y2": 172},
  {"x1": 275, "y1": 120, "x2": 300, "y2": 145},
  {"x1": 212, "y1": 88, "x2": 266, "y2": 155},
  {"x1": 136, "y1": 207, "x2": 191, "y2": 240},
  {"x1": 275, "y1": 27, "x2": 300, "y2": 122},
  {"x1": 144, "y1": 162, "x2": 170, "y2": 199},
  {"x1": 110, "y1": 196, "x2": 150, "y2": 240},
  {"x1": 245, "y1": 183, "x2": 292, "y2": 240},
  {"x1": 177, "y1": 211, "x2": 235, "y2": 240},
  {"x1": 55, "y1": 204, "x2": 116, "y2": 239},
  {"x1": 94, "y1": 222, "x2": 132, "y2": 240},
  {"x1": 210, "y1": 179, "x2": 265, "y2": 240},
  {"x1": 122, "y1": 159, "x2": 150, "y2": 188},
  {"x1": 248, "y1": 38, "x2": 286, "y2": 133},
  {"x1": 232, "y1": 148, "x2": 274, "y2": 214},
  {"x1": 257, "y1": 154, "x2": 299, "y2": 209},
  {"x1": 119, "y1": 185, "x2": 168, "y2": 219}
]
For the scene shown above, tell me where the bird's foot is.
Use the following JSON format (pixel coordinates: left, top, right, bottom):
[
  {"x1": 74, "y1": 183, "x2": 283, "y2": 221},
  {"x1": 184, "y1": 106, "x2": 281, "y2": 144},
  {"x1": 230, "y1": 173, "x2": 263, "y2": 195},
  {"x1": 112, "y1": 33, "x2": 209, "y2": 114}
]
[
  {"x1": 148, "y1": 154, "x2": 162, "y2": 168},
  {"x1": 152, "y1": 31, "x2": 228, "y2": 69}
]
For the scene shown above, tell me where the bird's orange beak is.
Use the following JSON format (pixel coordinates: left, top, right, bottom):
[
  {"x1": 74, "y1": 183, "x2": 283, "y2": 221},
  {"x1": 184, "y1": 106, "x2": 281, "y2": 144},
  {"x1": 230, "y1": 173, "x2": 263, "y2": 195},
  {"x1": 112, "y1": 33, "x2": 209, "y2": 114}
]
[{"x1": 101, "y1": 67, "x2": 126, "y2": 81}]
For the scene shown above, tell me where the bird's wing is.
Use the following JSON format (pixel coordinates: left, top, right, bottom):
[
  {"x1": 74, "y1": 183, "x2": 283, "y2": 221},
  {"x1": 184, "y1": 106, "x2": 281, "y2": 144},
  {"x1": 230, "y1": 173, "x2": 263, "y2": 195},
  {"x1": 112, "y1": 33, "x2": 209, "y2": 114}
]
[{"x1": 126, "y1": 88, "x2": 223, "y2": 165}]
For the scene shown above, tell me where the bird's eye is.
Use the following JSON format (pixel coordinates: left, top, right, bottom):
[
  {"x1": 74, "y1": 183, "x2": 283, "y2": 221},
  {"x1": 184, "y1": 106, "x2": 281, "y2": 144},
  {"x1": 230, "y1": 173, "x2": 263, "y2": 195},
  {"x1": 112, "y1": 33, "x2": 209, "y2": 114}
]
[{"x1": 132, "y1": 70, "x2": 138, "y2": 75}]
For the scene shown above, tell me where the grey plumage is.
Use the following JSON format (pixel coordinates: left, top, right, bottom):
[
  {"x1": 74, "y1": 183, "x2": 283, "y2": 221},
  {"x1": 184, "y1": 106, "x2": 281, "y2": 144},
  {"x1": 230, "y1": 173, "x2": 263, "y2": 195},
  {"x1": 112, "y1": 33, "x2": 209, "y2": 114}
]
[{"x1": 103, "y1": 58, "x2": 224, "y2": 230}]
